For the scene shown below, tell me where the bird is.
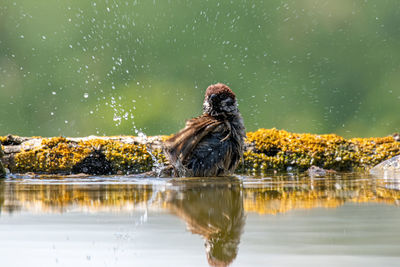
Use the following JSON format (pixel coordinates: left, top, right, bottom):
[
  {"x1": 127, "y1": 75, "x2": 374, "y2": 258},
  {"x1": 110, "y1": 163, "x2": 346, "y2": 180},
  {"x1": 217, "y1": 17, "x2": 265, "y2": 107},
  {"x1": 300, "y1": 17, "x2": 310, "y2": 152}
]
[{"x1": 163, "y1": 83, "x2": 246, "y2": 177}]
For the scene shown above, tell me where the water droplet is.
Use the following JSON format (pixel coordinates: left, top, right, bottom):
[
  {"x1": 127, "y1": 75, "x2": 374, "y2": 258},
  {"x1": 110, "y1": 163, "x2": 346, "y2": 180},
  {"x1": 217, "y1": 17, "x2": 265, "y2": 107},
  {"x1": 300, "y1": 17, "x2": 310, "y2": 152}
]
[
  {"x1": 42, "y1": 35, "x2": 46, "y2": 40},
  {"x1": 113, "y1": 115, "x2": 121, "y2": 122}
]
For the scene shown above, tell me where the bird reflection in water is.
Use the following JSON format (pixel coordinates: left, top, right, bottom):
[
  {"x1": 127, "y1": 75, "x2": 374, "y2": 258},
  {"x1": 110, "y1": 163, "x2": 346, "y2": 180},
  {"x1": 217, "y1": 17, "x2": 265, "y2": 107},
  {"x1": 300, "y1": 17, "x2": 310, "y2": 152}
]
[{"x1": 164, "y1": 177, "x2": 245, "y2": 267}]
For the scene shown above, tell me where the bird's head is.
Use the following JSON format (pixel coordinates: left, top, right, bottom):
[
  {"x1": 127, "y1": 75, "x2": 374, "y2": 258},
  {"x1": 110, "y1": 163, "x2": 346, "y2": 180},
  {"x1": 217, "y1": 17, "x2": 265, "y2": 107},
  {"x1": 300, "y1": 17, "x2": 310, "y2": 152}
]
[{"x1": 203, "y1": 83, "x2": 238, "y2": 118}]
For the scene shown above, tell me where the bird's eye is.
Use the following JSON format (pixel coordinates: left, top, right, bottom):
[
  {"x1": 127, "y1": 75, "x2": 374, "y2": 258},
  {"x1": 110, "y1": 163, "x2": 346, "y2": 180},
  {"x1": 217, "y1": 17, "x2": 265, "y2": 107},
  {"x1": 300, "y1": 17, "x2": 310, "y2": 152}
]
[{"x1": 209, "y1": 94, "x2": 218, "y2": 102}]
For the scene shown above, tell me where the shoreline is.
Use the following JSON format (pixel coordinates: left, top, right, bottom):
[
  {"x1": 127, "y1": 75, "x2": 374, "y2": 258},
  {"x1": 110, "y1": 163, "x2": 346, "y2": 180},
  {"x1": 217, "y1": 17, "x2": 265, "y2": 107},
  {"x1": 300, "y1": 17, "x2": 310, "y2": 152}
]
[{"x1": 1, "y1": 128, "x2": 400, "y2": 175}]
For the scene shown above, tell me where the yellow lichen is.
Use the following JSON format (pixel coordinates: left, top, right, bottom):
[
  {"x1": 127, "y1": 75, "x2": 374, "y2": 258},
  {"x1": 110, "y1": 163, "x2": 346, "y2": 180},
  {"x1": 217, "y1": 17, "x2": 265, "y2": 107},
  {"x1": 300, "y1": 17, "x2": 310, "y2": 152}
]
[
  {"x1": 0, "y1": 136, "x2": 6, "y2": 144},
  {"x1": 4, "y1": 129, "x2": 400, "y2": 174},
  {"x1": 80, "y1": 139, "x2": 153, "y2": 173},
  {"x1": 13, "y1": 137, "x2": 163, "y2": 174},
  {"x1": 241, "y1": 128, "x2": 400, "y2": 173},
  {"x1": 160, "y1": 135, "x2": 173, "y2": 142},
  {"x1": 15, "y1": 137, "x2": 91, "y2": 173}
]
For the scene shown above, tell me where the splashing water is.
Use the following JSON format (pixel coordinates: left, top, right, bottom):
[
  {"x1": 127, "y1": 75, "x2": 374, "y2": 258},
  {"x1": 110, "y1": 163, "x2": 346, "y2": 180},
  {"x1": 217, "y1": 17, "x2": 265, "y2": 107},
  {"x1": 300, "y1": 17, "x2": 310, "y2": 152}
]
[
  {"x1": 135, "y1": 129, "x2": 166, "y2": 176},
  {"x1": 108, "y1": 95, "x2": 166, "y2": 175}
]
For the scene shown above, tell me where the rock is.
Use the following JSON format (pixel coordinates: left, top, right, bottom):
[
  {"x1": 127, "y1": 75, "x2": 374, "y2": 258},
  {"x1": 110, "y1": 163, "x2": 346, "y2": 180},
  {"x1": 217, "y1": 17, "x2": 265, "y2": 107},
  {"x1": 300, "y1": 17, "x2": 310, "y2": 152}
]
[
  {"x1": 370, "y1": 154, "x2": 400, "y2": 178},
  {"x1": 0, "y1": 163, "x2": 4, "y2": 178},
  {"x1": 1, "y1": 134, "x2": 29, "y2": 146},
  {"x1": 393, "y1": 133, "x2": 400, "y2": 142},
  {"x1": 1, "y1": 129, "x2": 400, "y2": 175},
  {"x1": 306, "y1": 165, "x2": 336, "y2": 177},
  {"x1": 71, "y1": 150, "x2": 113, "y2": 175},
  {"x1": 0, "y1": 143, "x2": 6, "y2": 178}
]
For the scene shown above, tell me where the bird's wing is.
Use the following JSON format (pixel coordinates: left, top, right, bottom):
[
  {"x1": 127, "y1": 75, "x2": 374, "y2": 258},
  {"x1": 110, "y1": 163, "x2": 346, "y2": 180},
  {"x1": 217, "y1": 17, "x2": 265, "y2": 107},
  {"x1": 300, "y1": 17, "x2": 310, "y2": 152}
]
[{"x1": 164, "y1": 115, "x2": 223, "y2": 164}]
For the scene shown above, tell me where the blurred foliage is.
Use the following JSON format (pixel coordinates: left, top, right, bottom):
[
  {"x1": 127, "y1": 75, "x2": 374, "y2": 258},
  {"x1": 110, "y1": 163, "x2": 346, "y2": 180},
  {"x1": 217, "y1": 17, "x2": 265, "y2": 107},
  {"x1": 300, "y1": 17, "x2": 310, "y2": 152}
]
[{"x1": 0, "y1": 0, "x2": 399, "y2": 137}]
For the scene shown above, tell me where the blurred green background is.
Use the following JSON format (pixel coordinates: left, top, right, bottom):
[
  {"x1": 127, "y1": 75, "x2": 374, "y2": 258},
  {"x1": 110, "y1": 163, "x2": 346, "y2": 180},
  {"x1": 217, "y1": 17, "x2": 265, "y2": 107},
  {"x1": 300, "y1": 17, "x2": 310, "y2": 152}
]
[{"x1": 1, "y1": 0, "x2": 399, "y2": 138}]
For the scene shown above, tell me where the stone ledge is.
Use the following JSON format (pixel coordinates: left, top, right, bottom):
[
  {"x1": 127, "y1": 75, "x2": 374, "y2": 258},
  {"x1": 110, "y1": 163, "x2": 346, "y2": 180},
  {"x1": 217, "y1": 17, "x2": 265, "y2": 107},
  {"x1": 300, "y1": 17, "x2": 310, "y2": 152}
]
[
  {"x1": 0, "y1": 143, "x2": 6, "y2": 178},
  {"x1": 1, "y1": 128, "x2": 400, "y2": 175}
]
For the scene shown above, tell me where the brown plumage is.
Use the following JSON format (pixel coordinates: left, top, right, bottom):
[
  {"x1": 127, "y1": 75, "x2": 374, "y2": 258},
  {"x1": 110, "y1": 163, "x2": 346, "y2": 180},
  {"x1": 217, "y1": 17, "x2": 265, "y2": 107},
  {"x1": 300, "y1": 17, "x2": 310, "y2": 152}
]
[{"x1": 164, "y1": 83, "x2": 246, "y2": 177}]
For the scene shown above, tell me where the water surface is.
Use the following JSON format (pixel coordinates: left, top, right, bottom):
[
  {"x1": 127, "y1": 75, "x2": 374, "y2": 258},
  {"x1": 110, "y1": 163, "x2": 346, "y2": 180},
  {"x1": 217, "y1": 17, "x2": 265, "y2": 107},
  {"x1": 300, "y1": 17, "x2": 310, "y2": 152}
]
[{"x1": 0, "y1": 173, "x2": 399, "y2": 267}]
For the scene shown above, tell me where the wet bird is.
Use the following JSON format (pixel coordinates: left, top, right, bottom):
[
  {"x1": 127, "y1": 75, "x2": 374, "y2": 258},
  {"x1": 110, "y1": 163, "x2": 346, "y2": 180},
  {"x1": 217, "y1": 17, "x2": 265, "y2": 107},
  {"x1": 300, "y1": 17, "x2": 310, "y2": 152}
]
[{"x1": 164, "y1": 83, "x2": 246, "y2": 177}]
